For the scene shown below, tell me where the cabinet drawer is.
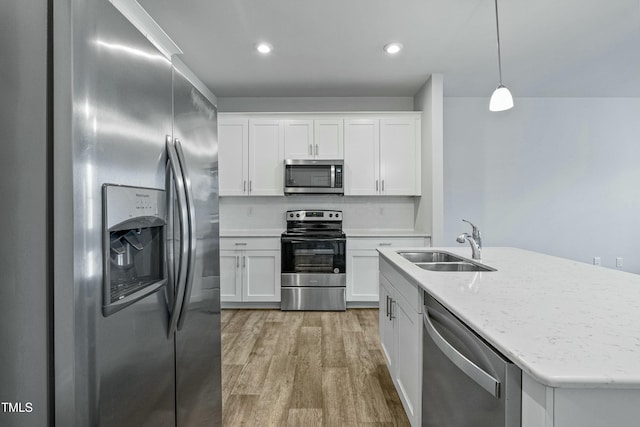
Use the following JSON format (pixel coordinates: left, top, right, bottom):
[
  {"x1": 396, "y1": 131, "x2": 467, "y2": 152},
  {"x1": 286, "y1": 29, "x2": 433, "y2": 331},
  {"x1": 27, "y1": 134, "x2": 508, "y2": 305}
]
[
  {"x1": 347, "y1": 237, "x2": 427, "y2": 251},
  {"x1": 220, "y1": 237, "x2": 280, "y2": 251},
  {"x1": 380, "y1": 258, "x2": 422, "y2": 314}
]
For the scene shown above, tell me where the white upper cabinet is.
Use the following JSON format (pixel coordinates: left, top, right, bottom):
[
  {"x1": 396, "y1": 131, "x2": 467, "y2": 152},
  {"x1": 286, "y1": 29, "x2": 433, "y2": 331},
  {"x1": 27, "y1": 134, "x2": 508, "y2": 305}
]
[
  {"x1": 283, "y1": 119, "x2": 314, "y2": 159},
  {"x1": 344, "y1": 115, "x2": 421, "y2": 196},
  {"x1": 219, "y1": 112, "x2": 419, "y2": 197},
  {"x1": 218, "y1": 116, "x2": 284, "y2": 196},
  {"x1": 344, "y1": 119, "x2": 380, "y2": 195},
  {"x1": 313, "y1": 119, "x2": 343, "y2": 159},
  {"x1": 379, "y1": 118, "x2": 420, "y2": 196},
  {"x1": 248, "y1": 119, "x2": 284, "y2": 196},
  {"x1": 218, "y1": 118, "x2": 248, "y2": 196},
  {"x1": 284, "y1": 118, "x2": 344, "y2": 160}
]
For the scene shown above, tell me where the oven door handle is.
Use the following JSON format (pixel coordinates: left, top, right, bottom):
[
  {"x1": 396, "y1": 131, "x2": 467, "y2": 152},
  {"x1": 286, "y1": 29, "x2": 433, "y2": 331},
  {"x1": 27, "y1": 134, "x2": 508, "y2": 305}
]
[{"x1": 281, "y1": 237, "x2": 346, "y2": 243}]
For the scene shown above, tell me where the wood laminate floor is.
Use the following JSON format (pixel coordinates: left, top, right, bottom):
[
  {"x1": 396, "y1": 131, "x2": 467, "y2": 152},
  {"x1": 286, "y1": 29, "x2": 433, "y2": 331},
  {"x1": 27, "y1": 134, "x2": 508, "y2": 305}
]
[{"x1": 221, "y1": 309, "x2": 411, "y2": 427}]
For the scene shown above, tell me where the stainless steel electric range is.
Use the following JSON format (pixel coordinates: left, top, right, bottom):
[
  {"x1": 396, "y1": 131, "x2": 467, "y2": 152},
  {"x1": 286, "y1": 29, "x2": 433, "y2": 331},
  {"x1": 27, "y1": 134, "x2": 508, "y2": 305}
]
[{"x1": 280, "y1": 210, "x2": 346, "y2": 311}]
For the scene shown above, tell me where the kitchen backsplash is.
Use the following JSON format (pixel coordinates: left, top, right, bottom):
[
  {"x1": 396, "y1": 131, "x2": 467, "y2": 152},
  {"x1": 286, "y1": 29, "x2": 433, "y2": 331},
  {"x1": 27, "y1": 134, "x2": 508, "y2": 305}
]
[{"x1": 220, "y1": 196, "x2": 418, "y2": 230}]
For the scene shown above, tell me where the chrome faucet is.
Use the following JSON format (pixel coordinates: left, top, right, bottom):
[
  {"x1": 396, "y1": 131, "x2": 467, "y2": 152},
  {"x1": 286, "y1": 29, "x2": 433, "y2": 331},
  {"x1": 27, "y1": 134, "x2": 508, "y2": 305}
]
[{"x1": 457, "y1": 219, "x2": 482, "y2": 260}]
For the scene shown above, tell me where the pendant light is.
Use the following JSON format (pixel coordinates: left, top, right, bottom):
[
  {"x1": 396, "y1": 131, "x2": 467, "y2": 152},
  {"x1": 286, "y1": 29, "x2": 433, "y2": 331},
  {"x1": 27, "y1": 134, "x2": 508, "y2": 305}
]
[{"x1": 489, "y1": 0, "x2": 514, "y2": 111}]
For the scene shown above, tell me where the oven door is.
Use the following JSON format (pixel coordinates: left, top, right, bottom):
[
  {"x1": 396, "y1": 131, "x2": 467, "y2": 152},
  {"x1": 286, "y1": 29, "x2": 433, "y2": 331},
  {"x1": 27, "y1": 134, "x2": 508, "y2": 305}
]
[{"x1": 281, "y1": 236, "x2": 346, "y2": 283}]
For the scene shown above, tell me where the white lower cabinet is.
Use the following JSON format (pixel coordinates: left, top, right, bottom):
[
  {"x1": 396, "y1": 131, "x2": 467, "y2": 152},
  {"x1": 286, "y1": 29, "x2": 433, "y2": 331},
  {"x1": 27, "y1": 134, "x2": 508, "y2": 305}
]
[
  {"x1": 379, "y1": 261, "x2": 423, "y2": 427},
  {"x1": 220, "y1": 238, "x2": 281, "y2": 303},
  {"x1": 522, "y1": 372, "x2": 640, "y2": 427},
  {"x1": 347, "y1": 237, "x2": 429, "y2": 302}
]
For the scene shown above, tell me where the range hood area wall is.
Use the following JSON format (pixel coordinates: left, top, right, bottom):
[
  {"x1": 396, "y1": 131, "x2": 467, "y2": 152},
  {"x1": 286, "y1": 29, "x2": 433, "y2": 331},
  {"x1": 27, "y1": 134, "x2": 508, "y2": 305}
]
[{"x1": 220, "y1": 196, "x2": 418, "y2": 231}]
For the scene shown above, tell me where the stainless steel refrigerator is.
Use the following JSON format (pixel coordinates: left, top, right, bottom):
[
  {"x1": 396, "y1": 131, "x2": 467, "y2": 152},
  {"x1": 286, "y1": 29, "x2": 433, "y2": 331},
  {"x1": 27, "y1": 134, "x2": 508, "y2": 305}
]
[{"x1": 0, "y1": 0, "x2": 221, "y2": 426}]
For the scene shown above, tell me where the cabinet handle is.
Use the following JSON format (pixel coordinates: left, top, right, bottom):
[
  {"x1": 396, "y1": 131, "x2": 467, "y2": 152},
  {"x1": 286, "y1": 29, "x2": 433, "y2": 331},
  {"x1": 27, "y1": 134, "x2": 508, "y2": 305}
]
[
  {"x1": 234, "y1": 242, "x2": 247, "y2": 246},
  {"x1": 390, "y1": 299, "x2": 396, "y2": 319},
  {"x1": 242, "y1": 256, "x2": 246, "y2": 268},
  {"x1": 382, "y1": 179, "x2": 385, "y2": 192},
  {"x1": 309, "y1": 144, "x2": 312, "y2": 156},
  {"x1": 315, "y1": 144, "x2": 319, "y2": 156},
  {"x1": 386, "y1": 295, "x2": 390, "y2": 318},
  {"x1": 249, "y1": 180, "x2": 252, "y2": 193},
  {"x1": 236, "y1": 256, "x2": 239, "y2": 268},
  {"x1": 376, "y1": 180, "x2": 379, "y2": 192},
  {"x1": 379, "y1": 243, "x2": 392, "y2": 246},
  {"x1": 243, "y1": 180, "x2": 246, "y2": 193}
]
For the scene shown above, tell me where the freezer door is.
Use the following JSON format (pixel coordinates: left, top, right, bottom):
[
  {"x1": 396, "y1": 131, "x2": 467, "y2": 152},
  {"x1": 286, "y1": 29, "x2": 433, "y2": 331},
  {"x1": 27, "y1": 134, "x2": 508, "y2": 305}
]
[
  {"x1": 54, "y1": 0, "x2": 176, "y2": 425},
  {"x1": 172, "y1": 69, "x2": 222, "y2": 426},
  {"x1": 0, "y1": 1, "x2": 50, "y2": 426}
]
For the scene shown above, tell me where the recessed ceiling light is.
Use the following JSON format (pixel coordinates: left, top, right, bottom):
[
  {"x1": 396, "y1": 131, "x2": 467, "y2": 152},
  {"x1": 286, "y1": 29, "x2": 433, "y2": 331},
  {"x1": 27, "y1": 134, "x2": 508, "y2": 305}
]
[
  {"x1": 256, "y1": 42, "x2": 273, "y2": 54},
  {"x1": 383, "y1": 42, "x2": 403, "y2": 55}
]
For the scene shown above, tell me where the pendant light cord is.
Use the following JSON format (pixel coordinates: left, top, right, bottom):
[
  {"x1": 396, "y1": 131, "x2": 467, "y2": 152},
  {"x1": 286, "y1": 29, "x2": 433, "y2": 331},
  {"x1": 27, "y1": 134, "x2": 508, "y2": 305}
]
[{"x1": 494, "y1": 0, "x2": 504, "y2": 85}]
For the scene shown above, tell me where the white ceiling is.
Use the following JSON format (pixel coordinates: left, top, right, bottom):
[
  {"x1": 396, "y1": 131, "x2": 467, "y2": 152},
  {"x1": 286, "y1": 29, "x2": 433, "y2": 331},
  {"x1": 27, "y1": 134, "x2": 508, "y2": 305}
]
[{"x1": 138, "y1": 0, "x2": 640, "y2": 98}]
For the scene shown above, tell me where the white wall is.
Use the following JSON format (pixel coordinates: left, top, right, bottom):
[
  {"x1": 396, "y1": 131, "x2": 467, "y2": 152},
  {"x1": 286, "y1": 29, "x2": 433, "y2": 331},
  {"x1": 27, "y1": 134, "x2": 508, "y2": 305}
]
[
  {"x1": 221, "y1": 196, "x2": 417, "y2": 231},
  {"x1": 443, "y1": 97, "x2": 640, "y2": 272},
  {"x1": 413, "y1": 75, "x2": 444, "y2": 244},
  {"x1": 217, "y1": 96, "x2": 413, "y2": 112}
]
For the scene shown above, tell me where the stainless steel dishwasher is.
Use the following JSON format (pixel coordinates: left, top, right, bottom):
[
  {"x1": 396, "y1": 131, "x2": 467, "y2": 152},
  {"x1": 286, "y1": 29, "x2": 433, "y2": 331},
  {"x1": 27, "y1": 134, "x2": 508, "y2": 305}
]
[{"x1": 422, "y1": 293, "x2": 521, "y2": 426}]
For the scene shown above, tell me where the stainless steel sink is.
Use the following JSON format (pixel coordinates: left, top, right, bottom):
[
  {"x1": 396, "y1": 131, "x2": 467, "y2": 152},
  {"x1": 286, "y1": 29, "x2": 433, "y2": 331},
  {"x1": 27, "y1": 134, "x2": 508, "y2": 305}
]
[
  {"x1": 397, "y1": 250, "x2": 496, "y2": 272},
  {"x1": 398, "y1": 251, "x2": 466, "y2": 263},
  {"x1": 416, "y1": 262, "x2": 496, "y2": 272}
]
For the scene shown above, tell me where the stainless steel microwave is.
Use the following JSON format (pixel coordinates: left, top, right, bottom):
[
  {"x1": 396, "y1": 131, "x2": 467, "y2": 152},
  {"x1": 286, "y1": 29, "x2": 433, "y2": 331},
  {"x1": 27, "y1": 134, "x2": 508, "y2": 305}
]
[{"x1": 284, "y1": 159, "x2": 344, "y2": 195}]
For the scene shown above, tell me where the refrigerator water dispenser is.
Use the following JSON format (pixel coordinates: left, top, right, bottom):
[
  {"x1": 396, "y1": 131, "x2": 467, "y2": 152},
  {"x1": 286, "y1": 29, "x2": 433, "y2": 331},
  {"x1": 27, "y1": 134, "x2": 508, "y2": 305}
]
[{"x1": 102, "y1": 184, "x2": 167, "y2": 316}]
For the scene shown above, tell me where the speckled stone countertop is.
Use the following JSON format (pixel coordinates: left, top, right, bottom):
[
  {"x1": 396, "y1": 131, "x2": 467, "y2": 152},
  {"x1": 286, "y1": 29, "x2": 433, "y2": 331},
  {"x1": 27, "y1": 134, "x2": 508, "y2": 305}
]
[
  {"x1": 221, "y1": 229, "x2": 430, "y2": 238},
  {"x1": 344, "y1": 229, "x2": 430, "y2": 238},
  {"x1": 378, "y1": 246, "x2": 640, "y2": 389},
  {"x1": 220, "y1": 229, "x2": 283, "y2": 238}
]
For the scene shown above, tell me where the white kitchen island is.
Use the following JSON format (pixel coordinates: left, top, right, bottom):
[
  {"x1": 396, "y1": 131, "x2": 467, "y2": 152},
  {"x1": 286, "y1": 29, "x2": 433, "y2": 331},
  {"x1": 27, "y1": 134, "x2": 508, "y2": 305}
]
[{"x1": 378, "y1": 246, "x2": 640, "y2": 427}]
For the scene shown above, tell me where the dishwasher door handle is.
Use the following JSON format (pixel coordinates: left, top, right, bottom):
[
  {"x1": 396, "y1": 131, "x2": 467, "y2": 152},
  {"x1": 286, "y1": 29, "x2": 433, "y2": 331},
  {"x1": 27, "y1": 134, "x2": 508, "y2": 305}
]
[{"x1": 423, "y1": 310, "x2": 501, "y2": 398}]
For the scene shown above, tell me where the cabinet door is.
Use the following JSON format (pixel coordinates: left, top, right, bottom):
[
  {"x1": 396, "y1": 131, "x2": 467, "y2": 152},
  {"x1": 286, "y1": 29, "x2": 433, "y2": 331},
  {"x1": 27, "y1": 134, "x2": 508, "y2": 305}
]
[
  {"x1": 394, "y1": 295, "x2": 422, "y2": 427},
  {"x1": 379, "y1": 277, "x2": 396, "y2": 371},
  {"x1": 248, "y1": 120, "x2": 284, "y2": 196},
  {"x1": 314, "y1": 119, "x2": 343, "y2": 159},
  {"x1": 379, "y1": 118, "x2": 420, "y2": 196},
  {"x1": 344, "y1": 119, "x2": 379, "y2": 195},
  {"x1": 218, "y1": 119, "x2": 248, "y2": 196},
  {"x1": 242, "y1": 250, "x2": 281, "y2": 302},
  {"x1": 346, "y1": 249, "x2": 379, "y2": 302},
  {"x1": 220, "y1": 250, "x2": 242, "y2": 302},
  {"x1": 284, "y1": 119, "x2": 314, "y2": 159}
]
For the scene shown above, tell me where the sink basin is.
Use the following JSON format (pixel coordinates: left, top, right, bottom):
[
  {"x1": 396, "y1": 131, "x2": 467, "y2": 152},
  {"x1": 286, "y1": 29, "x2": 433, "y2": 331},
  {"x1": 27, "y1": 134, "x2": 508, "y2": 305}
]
[
  {"x1": 416, "y1": 262, "x2": 496, "y2": 272},
  {"x1": 398, "y1": 251, "x2": 466, "y2": 263},
  {"x1": 396, "y1": 250, "x2": 496, "y2": 272}
]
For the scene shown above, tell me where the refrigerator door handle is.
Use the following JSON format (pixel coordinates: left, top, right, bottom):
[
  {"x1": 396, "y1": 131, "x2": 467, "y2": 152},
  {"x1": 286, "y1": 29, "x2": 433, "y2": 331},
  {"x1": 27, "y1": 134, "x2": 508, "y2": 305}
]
[
  {"x1": 175, "y1": 138, "x2": 197, "y2": 331},
  {"x1": 166, "y1": 136, "x2": 189, "y2": 338}
]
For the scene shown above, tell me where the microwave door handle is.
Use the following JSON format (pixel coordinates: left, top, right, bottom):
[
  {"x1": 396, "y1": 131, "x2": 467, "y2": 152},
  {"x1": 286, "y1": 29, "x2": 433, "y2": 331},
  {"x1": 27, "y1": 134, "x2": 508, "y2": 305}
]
[
  {"x1": 330, "y1": 165, "x2": 335, "y2": 188},
  {"x1": 423, "y1": 309, "x2": 501, "y2": 398},
  {"x1": 174, "y1": 139, "x2": 197, "y2": 331},
  {"x1": 166, "y1": 137, "x2": 189, "y2": 338}
]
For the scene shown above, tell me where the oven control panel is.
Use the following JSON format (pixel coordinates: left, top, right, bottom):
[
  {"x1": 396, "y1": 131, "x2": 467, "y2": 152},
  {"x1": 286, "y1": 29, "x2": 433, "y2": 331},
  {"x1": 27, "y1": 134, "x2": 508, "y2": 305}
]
[{"x1": 286, "y1": 210, "x2": 342, "y2": 221}]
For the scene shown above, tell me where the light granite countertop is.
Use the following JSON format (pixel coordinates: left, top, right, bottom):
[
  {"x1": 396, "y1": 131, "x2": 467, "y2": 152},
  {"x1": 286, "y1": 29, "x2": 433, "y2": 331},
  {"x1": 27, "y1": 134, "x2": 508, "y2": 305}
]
[
  {"x1": 220, "y1": 229, "x2": 283, "y2": 238},
  {"x1": 221, "y1": 229, "x2": 430, "y2": 238},
  {"x1": 344, "y1": 229, "x2": 430, "y2": 238},
  {"x1": 378, "y1": 246, "x2": 640, "y2": 389}
]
